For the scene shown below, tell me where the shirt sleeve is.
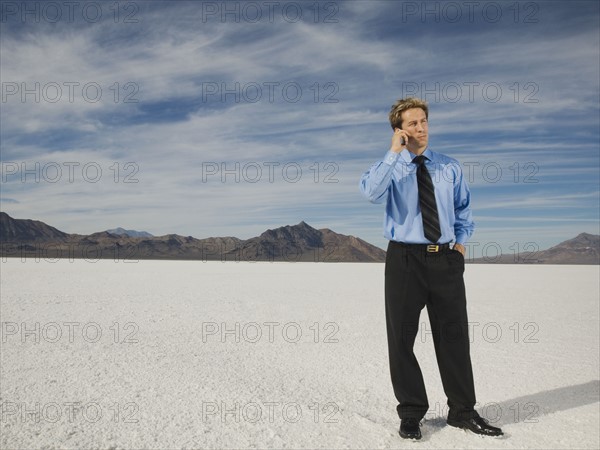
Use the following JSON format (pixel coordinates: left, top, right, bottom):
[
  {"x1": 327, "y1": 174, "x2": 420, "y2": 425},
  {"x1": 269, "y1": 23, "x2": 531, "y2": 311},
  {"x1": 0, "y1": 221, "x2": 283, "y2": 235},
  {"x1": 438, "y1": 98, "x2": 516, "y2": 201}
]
[
  {"x1": 359, "y1": 150, "x2": 400, "y2": 204},
  {"x1": 453, "y1": 162, "x2": 475, "y2": 245}
]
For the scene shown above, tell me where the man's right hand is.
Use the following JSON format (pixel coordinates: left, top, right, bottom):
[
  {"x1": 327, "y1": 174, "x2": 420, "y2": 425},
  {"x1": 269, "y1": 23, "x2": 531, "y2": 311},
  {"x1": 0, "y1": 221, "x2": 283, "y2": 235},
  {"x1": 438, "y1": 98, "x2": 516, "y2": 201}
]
[{"x1": 390, "y1": 128, "x2": 410, "y2": 153}]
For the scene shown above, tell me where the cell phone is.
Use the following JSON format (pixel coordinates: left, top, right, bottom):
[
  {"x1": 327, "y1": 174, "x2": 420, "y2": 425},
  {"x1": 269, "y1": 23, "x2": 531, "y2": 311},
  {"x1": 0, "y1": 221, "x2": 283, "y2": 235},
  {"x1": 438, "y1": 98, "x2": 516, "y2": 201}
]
[{"x1": 400, "y1": 137, "x2": 406, "y2": 145}]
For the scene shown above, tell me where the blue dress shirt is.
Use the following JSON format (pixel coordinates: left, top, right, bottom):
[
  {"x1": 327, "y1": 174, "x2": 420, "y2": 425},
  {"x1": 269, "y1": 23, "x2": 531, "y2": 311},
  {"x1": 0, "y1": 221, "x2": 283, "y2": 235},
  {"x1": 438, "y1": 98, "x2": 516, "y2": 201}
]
[{"x1": 359, "y1": 147, "x2": 474, "y2": 245}]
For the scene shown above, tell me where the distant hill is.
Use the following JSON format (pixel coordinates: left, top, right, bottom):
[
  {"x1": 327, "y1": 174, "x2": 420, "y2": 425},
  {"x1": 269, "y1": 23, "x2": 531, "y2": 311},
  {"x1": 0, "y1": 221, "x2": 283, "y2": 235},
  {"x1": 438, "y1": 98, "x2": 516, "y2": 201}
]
[
  {"x1": 471, "y1": 232, "x2": 599, "y2": 265},
  {"x1": 0, "y1": 211, "x2": 69, "y2": 242},
  {"x1": 219, "y1": 221, "x2": 385, "y2": 262},
  {"x1": 1, "y1": 212, "x2": 597, "y2": 264},
  {"x1": 538, "y1": 233, "x2": 599, "y2": 264},
  {"x1": 105, "y1": 227, "x2": 153, "y2": 238},
  {"x1": 0, "y1": 212, "x2": 384, "y2": 262}
]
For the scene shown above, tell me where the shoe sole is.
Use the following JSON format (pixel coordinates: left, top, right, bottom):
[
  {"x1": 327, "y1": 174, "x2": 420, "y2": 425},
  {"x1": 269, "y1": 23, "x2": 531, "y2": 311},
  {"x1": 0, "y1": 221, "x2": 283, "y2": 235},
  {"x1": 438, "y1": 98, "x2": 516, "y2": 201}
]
[
  {"x1": 399, "y1": 433, "x2": 422, "y2": 440},
  {"x1": 446, "y1": 420, "x2": 504, "y2": 437},
  {"x1": 399, "y1": 430, "x2": 422, "y2": 440}
]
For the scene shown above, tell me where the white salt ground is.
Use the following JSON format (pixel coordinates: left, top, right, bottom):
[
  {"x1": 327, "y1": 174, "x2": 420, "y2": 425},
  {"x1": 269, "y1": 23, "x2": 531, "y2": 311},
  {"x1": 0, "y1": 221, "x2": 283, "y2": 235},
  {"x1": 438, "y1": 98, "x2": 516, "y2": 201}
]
[{"x1": 1, "y1": 259, "x2": 598, "y2": 449}]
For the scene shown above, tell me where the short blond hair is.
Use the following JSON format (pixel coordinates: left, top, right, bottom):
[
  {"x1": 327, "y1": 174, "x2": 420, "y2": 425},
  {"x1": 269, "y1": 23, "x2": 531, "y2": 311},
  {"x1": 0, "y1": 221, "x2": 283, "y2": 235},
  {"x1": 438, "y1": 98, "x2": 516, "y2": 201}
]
[{"x1": 389, "y1": 97, "x2": 429, "y2": 130}]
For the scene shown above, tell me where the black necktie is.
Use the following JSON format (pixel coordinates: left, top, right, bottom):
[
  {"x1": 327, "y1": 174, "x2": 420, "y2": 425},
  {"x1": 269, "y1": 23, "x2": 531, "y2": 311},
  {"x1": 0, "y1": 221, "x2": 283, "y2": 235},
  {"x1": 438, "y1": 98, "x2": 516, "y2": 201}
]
[{"x1": 413, "y1": 155, "x2": 442, "y2": 243}]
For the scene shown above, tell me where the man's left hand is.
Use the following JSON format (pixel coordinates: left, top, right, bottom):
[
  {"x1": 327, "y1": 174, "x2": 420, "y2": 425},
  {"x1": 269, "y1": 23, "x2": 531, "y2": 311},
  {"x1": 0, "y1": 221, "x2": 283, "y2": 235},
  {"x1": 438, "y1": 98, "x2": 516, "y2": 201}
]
[{"x1": 453, "y1": 243, "x2": 466, "y2": 256}]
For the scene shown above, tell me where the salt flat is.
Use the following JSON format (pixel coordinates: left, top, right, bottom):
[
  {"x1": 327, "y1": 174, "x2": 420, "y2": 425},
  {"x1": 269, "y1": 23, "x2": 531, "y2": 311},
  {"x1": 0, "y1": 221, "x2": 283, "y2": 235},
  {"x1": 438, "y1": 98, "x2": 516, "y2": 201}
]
[{"x1": 1, "y1": 260, "x2": 598, "y2": 449}]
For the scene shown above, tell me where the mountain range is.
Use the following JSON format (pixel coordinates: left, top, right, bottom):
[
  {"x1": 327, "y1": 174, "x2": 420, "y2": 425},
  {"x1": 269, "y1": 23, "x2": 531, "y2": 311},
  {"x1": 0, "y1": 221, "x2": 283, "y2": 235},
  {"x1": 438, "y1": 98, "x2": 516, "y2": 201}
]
[
  {"x1": 105, "y1": 227, "x2": 153, "y2": 238},
  {"x1": 0, "y1": 212, "x2": 597, "y2": 264},
  {"x1": 0, "y1": 212, "x2": 384, "y2": 262},
  {"x1": 470, "y1": 232, "x2": 599, "y2": 264}
]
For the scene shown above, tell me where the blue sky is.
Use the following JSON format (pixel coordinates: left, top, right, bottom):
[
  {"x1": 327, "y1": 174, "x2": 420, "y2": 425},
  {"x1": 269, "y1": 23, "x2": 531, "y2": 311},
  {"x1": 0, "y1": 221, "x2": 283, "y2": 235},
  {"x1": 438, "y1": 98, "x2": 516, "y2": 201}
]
[{"x1": 1, "y1": 0, "x2": 599, "y2": 257}]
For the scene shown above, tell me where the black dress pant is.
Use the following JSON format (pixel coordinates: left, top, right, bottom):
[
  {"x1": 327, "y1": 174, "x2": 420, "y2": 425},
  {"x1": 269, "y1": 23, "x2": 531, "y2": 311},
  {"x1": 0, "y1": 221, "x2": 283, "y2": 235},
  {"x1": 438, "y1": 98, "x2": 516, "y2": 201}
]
[{"x1": 385, "y1": 240, "x2": 476, "y2": 421}]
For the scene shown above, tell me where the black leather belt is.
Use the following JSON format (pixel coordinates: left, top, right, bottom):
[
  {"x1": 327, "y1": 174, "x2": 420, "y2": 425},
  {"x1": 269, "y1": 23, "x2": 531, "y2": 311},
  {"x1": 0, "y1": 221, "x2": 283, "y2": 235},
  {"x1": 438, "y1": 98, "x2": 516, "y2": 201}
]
[{"x1": 390, "y1": 241, "x2": 451, "y2": 253}]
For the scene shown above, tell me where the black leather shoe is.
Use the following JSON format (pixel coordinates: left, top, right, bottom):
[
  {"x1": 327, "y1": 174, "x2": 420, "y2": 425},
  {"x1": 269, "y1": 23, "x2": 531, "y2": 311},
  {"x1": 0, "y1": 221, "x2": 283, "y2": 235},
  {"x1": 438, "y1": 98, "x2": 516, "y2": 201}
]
[
  {"x1": 447, "y1": 413, "x2": 503, "y2": 436},
  {"x1": 399, "y1": 418, "x2": 422, "y2": 440}
]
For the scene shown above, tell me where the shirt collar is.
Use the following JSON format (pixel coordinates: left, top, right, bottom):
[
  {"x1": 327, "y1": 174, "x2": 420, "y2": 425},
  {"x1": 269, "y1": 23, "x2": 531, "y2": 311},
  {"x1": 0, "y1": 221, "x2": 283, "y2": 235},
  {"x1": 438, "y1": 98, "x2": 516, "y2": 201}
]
[{"x1": 401, "y1": 147, "x2": 433, "y2": 164}]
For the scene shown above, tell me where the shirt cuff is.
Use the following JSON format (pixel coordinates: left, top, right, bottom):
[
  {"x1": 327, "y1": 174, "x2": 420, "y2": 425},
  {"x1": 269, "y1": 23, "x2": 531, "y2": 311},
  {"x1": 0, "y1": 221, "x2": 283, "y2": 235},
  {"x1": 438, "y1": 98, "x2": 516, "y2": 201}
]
[
  {"x1": 383, "y1": 150, "x2": 400, "y2": 166},
  {"x1": 454, "y1": 232, "x2": 468, "y2": 245}
]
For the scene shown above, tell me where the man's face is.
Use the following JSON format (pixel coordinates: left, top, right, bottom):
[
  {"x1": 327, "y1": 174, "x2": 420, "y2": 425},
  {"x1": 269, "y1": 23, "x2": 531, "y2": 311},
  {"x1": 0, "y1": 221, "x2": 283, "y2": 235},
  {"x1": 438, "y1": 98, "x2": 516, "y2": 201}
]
[{"x1": 400, "y1": 108, "x2": 428, "y2": 149}]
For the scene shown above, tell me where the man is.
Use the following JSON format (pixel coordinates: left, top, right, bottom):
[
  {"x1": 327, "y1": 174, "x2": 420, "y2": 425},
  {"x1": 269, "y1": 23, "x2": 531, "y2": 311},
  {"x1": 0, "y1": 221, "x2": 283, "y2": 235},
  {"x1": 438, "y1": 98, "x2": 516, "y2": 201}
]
[{"x1": 359, "y1": 97, "x2": 503, "y2": 440}]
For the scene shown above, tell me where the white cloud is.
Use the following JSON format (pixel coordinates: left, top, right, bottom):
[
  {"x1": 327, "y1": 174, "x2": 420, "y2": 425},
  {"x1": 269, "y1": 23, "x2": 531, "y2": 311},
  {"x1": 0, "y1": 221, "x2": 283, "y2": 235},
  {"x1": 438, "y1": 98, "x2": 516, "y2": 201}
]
[{"x1": 1, "y1": 1, "x2": 598, "y2": 246}]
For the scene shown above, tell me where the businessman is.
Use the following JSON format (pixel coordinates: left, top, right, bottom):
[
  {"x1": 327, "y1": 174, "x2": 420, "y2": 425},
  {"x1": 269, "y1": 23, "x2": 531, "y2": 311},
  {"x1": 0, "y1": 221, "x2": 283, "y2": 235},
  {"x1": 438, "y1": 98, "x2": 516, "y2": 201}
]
[{"x1": 359, "y1": 97, "x2": 503, "y2": 440}]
